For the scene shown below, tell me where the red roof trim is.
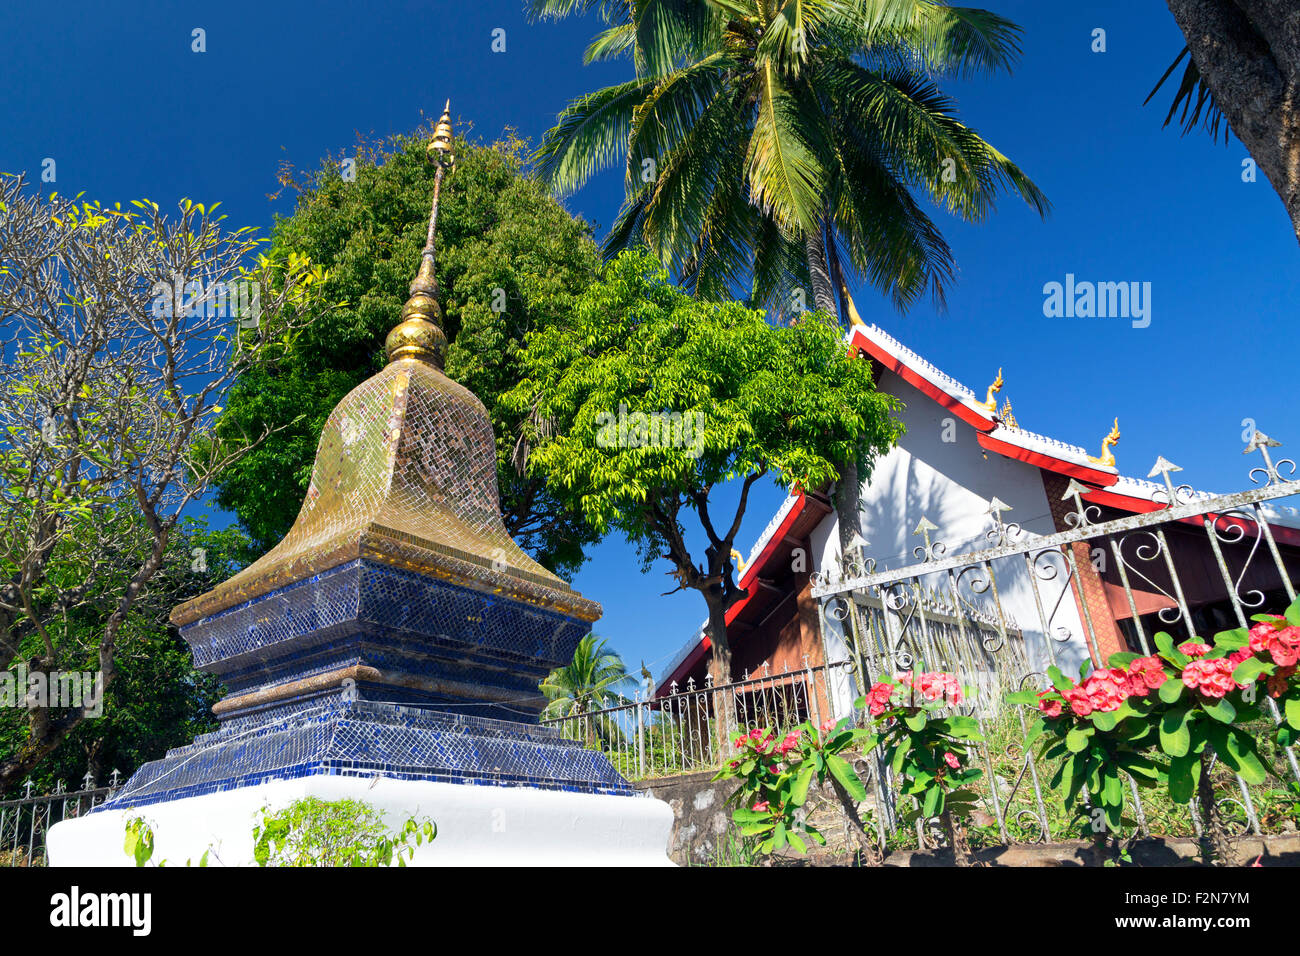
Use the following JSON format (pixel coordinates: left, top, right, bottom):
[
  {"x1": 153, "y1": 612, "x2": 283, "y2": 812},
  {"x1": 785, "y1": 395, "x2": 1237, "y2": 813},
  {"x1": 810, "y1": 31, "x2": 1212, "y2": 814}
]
[
  {"x1": 847, "y1": 328, "x2": 995, "y2": 433},
  {"x1": 976, "y1": 432, "x2": 1120, "y2": 487}
]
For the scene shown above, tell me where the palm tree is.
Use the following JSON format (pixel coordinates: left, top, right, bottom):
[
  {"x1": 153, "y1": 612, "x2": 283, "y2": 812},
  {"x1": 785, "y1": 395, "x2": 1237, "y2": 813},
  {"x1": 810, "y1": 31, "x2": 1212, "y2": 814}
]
[
  {"x1": 540, "y1": 634, "x2": 636, "y2": 747},
  {"x1": 530, "y1": 0, "x2": 1048, "y2": 555}
]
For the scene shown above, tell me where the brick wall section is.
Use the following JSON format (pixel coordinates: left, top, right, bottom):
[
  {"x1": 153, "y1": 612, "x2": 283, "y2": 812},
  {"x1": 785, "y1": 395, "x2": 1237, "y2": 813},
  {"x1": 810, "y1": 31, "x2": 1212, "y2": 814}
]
[{"x1": 1041, "y1": 473, "x2": 1126, "y2": 664}]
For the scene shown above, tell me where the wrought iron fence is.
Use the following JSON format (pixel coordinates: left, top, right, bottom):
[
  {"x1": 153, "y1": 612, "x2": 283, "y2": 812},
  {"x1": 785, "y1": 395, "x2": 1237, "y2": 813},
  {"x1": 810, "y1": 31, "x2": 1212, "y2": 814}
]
[
  {"x1": 0, "y1": 772, "x2": 120, "y2": 867},
  {"x1": 540, "y1": 660, "x2": 849, "y2": 780},
  {"x1": 807, "y1": 430, "x2": 1300, "y2": 850}
]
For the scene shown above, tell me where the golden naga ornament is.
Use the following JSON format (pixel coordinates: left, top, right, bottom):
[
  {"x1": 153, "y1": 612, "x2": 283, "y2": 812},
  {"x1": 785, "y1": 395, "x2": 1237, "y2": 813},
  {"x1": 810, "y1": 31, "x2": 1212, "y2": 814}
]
[
  {"x1": 980, "y1": 368, "x2": 1004, "y2": 413},
  {"x1": 1087, "y1": 417, "x2": 1121, "y2": 468}
]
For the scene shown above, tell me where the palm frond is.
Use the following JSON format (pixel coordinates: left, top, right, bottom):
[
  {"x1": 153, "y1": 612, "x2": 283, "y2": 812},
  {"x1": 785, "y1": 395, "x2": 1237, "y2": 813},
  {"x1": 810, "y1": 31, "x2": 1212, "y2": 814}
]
[
  {"x1": 635, "y1": 0, "x2": 726, "y2": 78},
  {"x1": 585, "y1": 23, "x2": 637, "y2": 62},
  {"x1": 1145, "y1": 46, "x2": 1229, "y2": 144},
  {"x1": 746, "y1": 61, "x2": 827, "y2": 232},
  {"x1": 533, "y1": 78, "x2": 655, "y2": 195}
]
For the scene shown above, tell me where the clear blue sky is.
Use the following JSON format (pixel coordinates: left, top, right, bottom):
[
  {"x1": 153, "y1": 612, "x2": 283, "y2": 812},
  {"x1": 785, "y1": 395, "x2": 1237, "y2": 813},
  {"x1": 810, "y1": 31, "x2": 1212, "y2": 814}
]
[{"x1": 2, "y1": 0, "x2": 1296, "y2": 679}]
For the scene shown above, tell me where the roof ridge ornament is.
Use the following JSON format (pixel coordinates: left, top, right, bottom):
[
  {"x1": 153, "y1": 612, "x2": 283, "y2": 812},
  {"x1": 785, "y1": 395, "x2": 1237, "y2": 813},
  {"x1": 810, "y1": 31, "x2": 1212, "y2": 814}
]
[
  {"x1": 1086, "y1": 417, "x2": 1121, "y2": 468},
  {"x1": 979, "y1": 368, "x2": 1003, "y2": 413},
  {"x1": 386, "y1": 100, "x2": 457, "y2": 367}
]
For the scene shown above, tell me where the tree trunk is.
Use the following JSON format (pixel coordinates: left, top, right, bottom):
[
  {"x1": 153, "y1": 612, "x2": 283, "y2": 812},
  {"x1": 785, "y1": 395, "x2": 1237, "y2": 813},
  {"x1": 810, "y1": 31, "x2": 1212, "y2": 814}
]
[
  {"x1": 803, "y1": 227, "x2": 837, "y2": 317},
  {"x1": 704, "y1": 588, "x2": 737, "y2": 755},
  {"x1": 804, "y1": 227, "x2": 866, "y2": 569},
  {"x1": 1166, "y1": 0, "x2": 1300, "y2": 243}
]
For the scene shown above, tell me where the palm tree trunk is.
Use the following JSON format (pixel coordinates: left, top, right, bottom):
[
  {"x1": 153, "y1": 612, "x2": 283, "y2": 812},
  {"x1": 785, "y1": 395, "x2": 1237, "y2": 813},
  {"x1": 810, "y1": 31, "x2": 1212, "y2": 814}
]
[
  {"x1": 804, "y1": 227, "x2": 837, "y2": 316},
  {"x1": 805, "y1": 226, "x2": 865, "y2": 566},
  {"x1": 1165, "y1": 0, "x2": 1300, "y2": 244}
]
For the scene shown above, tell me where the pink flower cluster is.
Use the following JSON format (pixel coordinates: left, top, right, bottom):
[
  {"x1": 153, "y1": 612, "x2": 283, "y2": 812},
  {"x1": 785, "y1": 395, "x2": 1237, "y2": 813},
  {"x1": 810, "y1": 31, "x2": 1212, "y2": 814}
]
[
  {"x1": 733, "y1": 727, "x2": 802, "y2": 758},
  {"x1": 1180, "y1": 657, "x2": 1239, "y2": 698},
  {"x1": 866, "y1": 671, "x2": 963, "y2": 716},
  {"x1": 1039, "y1": 654, "x2": 1170, "y2": 717},
  {"x1": 1249, "y1": 618, "x2": 1300, "y2": 669}
]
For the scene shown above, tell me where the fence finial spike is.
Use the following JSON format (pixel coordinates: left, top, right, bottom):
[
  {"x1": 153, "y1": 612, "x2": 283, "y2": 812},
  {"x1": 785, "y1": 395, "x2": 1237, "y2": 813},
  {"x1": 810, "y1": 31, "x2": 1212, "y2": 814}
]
[
  {"x1": 1147, "y1": 455, "x2": 1182, "y2": 479},
  {"x1": 1244, "y1": 429, "x2": 1281, "y2": 454}
]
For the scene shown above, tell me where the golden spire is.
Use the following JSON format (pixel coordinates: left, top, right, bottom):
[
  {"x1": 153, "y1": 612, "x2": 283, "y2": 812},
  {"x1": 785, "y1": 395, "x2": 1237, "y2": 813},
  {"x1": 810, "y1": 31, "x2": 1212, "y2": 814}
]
[
  {"x1": 1087, "y1": 417, "x2": 1121, "y2": 468},
  {"x1": 385, "y1": 101, "x2": 457, "y2": 367}
]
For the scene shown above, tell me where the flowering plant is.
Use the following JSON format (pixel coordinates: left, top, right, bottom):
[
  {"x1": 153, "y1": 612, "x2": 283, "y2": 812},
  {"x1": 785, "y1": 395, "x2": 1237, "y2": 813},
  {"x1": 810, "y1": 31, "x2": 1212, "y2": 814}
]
[
  {"x1": 856, "y1": 670, "x2": 982, "y2": 858},
  {"x1": 713, "y1": 717, "x2": 871, "y2": 856},
  {"x1": 1011, "y1": 596, "x2": 1300, "y2": 855},
  {"x1": 1011, "y1": 658, "x2": 1163, "y2": 837}
]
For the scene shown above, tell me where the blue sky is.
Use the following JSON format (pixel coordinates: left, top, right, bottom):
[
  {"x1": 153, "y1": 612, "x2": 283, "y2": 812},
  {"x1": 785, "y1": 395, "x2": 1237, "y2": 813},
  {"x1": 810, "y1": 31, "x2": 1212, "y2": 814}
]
[{"x1": 2, "y1": 0, "x2": 1296, "y2": 680}]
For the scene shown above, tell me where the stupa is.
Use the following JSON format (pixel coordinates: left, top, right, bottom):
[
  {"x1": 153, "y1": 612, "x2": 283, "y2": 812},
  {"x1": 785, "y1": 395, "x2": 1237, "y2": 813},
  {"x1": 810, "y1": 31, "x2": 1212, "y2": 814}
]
[{"x1": 47, "y1": 105, "x2": 673, "y2": 866}]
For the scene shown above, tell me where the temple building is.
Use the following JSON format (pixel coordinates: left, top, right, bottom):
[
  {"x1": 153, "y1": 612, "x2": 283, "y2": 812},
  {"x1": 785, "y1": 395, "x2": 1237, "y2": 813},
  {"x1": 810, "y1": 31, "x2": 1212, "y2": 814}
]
[{"x1": 656, "y1": 322, "x2": 1300, "y2": 720}]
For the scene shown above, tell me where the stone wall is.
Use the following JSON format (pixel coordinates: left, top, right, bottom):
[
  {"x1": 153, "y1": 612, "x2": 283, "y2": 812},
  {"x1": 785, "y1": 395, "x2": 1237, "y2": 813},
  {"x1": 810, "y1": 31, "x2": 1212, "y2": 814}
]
[
  {"x1": 633, "y1": 770, "x2": 859, "y2": 866},
  {"x1": 633, "y1": 771, "x2": 736, "y2": 866}
]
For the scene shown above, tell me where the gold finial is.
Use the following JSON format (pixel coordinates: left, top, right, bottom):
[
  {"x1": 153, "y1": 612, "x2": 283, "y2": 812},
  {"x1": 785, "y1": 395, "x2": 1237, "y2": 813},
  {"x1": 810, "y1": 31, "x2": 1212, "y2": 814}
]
[
  {"x1": 730, "y1": 548, "x2": 747, "y2": 573},
  {"x1": 980, "y1": 368, "x2": 1003, "y2": 413},
  {"x1": 1087, "y1": 417, "x2": 1121, "y2": 468},
  {"x1": 998, "y1": 397, "x2": 1018, "y2": 429},
  {"x1": 386, "y1": 101, "x2": 457, "y2": 367},
  {"x1": 428, "y1": 100, "x2": 456, "y2": 167}
]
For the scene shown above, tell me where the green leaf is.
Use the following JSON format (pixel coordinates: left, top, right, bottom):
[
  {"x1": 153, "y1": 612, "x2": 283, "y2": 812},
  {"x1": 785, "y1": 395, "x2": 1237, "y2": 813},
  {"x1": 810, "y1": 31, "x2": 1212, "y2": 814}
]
[
  {"x1": 1005, "y1": 689, "x2": 1039, "y2": 706},
  {"x1": 1222, "y1": 728, "x2": 1267, "y2": 785},
  {"x1": 904, "y1": 712, "x2": 927, "y2": 732},
  {"x1": 1202, "y1": 696, "x2": 1236, "y2": 724},
  {"x1": 1286, "y1": 697, "x2": 1300, "y2": 731},
  {"x1": 1102, "y1": 770, "x2": 1123, "y2": 808},
  {"x1": 1158, "y1": 678, "x2": 1184, "y2": 704},
  {"x1": 1232, "y1": 657, "x2": 1266, "y2": 685},
  {"x1": 890, "y1": 736, "x2": 912, "y2": 775},
  {"x1": 1167, "y1": 752, "x2": 1198, "y2": 804},
  {"x1": 1024, "y1": 717, "x2": 1046, "y2": 748},
  {"x1": 1091, "y1": 709, "x2": 1120, "y2": 732},
  {"x1": 1213, "y1": 627, "x2": 1249, "y2": 651},
  {"x1": 1107, "y1": 652, "x2": 1141, "y2": 669},
  {"x1": 790, "y1": 763, "x2": 815, "y2": 807},
  {"x1": 826, "y1": 754, "x2": 867, "y2": 803},
  {"x1": 1066, "y1": 727, "x2": 1091, "y2": 753},
  {"x1": 1159, "y1": 705, "x2": 1191, "y2": 758},
  {"x1": 922, "y1": 784, "x2": 942, "y2": 818},
  {"x1": 944, "y1": 715, "x2": 981, "y2": 739},
  {"x1": 1286, "y1": 596, "x2": 1300, "y2": 627},
  {"x1": 1048, "y1": 665, "x2": 1072, "y2": 693}
]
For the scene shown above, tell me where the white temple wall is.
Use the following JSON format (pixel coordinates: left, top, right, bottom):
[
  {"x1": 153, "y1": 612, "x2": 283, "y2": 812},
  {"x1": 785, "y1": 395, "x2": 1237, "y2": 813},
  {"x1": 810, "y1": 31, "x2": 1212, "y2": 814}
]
[{"x1": 811, "y1": 369, "x2": 1091, "y2": 693}]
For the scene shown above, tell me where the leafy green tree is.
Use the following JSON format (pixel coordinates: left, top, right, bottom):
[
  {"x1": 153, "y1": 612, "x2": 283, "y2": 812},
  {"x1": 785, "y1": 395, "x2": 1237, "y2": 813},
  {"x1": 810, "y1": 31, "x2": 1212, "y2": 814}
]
[
  {"x1": 211, "y1": 128, "x2": 605, "y2": 576},
  {"x1": 507, "y1": 250, "x2": 902, "y2": 688},
  {"x1": 530, "y1": 0, "x2": 1046, "y2": 556},
  {"x1": 0, "y1": 175, "x2": 323, "y2": 791},
  {"x1": 0, "y1": 521, "x2": 242, "y2": 797}
]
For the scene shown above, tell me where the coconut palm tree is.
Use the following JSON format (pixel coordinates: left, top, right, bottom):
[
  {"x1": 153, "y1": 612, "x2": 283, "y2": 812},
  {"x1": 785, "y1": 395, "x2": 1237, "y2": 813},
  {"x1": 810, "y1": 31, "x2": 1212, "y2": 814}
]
[
  {"x1": 540, "y1": 634, "x2": 636, "y2": 747},
  {"x1": 530, "y1": 0, "x2": 1047, "y2": 316},
  {"x1": 530, "y1": 0, "x2": 1049, "y2": 557}
]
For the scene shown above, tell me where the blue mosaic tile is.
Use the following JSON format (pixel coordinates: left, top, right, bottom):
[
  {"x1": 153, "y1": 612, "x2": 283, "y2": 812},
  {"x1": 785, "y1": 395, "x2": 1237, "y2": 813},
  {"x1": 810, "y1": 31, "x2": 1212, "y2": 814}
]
[{"x1": 99, "y1": 699, "x2": 639, "y2": 810}]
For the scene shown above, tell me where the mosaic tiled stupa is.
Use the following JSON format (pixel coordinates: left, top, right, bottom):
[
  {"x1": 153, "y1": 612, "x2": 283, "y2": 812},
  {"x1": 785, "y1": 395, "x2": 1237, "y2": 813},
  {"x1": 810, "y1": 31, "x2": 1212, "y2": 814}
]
[{"x1": 99, "y1": 105, "x2": 635, "y2": 809}]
